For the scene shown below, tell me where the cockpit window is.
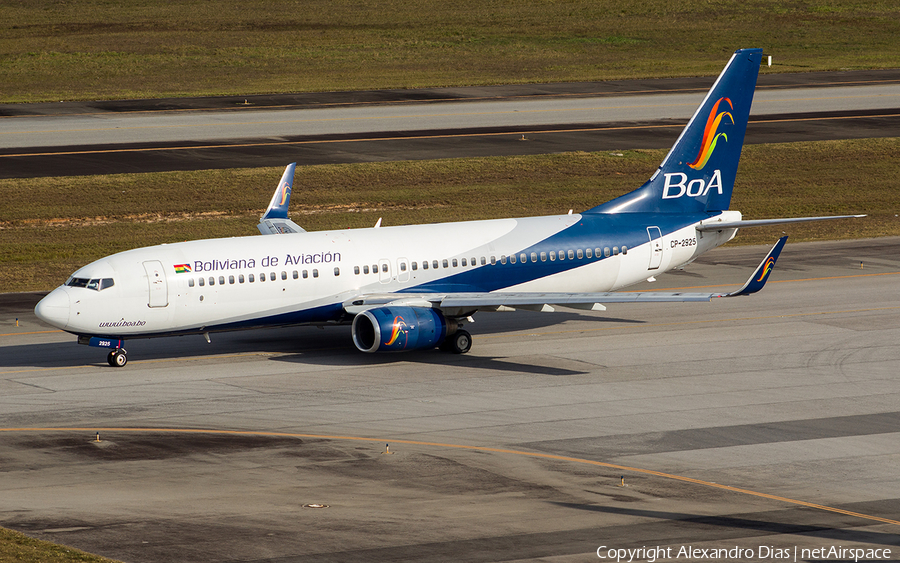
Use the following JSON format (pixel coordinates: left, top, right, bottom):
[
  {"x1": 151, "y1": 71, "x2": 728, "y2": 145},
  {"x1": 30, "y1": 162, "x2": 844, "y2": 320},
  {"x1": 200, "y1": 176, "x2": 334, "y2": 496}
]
[{"x1": 66, "y1": 277, "x2": 114, "y2": 291}]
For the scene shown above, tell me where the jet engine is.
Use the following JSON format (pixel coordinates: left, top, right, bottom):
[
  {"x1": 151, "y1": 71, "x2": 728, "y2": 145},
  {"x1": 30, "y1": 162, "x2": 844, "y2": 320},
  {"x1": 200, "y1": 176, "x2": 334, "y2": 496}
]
[{"x1": 351, "y1": 306, "x2": 457, "y2": 353}]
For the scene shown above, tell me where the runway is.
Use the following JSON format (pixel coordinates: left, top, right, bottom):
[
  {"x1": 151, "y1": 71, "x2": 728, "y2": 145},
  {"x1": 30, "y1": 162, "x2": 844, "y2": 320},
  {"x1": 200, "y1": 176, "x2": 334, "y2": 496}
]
[
  {"x1": 2, "y1": 69, "x2": 900, "y2": 178},
  {"x1": 1, "y1": 237, "x2": 898, "y2": 562}
]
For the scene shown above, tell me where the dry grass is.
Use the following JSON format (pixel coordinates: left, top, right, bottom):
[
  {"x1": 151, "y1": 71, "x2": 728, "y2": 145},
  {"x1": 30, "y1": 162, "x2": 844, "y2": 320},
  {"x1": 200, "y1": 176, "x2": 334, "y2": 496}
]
[
  {"x1": 2, "y1": 138, "x2": 897, "y2": 293},
  {"x1": 2, "y1": 0, "x2": 899, "y2": 102},
  {"x1": 0, "y1": 527, "x2": 120, "y2": 563}
]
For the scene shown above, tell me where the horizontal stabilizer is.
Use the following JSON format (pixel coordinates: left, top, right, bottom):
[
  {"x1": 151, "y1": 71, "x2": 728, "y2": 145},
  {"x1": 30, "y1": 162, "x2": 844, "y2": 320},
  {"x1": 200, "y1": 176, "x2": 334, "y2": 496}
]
[{"x1": 697, "y1": 215, "x2": 865, "y2": 231}]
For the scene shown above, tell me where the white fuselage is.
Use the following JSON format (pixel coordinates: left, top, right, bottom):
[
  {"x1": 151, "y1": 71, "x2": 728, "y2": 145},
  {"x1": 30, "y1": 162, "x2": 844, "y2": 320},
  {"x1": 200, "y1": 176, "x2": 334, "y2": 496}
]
[{"x1": 36, "y1": 211, "x2": 739, "y2": 339}]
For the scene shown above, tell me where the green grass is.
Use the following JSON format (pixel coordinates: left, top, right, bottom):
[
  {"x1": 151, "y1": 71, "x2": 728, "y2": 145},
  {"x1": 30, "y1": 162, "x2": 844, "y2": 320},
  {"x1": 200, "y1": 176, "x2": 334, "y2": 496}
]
[
  {"x1": 1, "y1": 0, "x2": 899, "y2": 102},
  {"x1": 2, "y1": 138, "x2": 897, "y2": 293},
  {"x1": 0, "y1": 527, "x2": 120, "y2": 563}
]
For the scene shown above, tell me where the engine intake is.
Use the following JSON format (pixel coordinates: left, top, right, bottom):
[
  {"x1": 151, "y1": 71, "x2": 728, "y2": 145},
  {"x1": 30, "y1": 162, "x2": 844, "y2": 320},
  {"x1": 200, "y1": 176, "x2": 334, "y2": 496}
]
[{"x1": 352, "y1": 306, "x2": 453, "y2": 353}]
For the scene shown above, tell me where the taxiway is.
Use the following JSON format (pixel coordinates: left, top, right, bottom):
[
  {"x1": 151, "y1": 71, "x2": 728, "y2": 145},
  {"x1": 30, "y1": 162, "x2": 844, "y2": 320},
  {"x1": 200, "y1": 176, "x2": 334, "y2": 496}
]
[{"x1": 1, "y1": 238, "x2": 898, "y2": 562}]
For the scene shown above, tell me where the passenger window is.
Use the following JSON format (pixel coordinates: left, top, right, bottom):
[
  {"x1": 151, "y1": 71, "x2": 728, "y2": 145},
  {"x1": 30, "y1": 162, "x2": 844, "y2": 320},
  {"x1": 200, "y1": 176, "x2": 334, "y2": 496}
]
[
  {"x1": 312, "y1": 269, "x2": 319, "y2": 278},
  {"x1": 382, "y1": 264, "x2": 388, "y2": 273},
  {"x1": 432, "y1": 260, "x2": 439, "y2": 269},
  {"x1": 334, "y1": 267, "x2": 340, "y2": 276},
  {"x1": 490, "y1": 256, "x2": 496, "y2": 265},
  {"x1": 471, "y1": 257, "x2": 477, "y2": 266},
  {"x1": 613, "y1": 247, "x2": 619, "y2": 255},
  {"x1": 199, "y1": 277, "x2": 205, "y2": 286},
  {"x1": 520, "y1": 253, "x2": 527, "y2": 263},
  {"x1": 354, "y1": 266, "x2": 360, "y2": 275},
  {"x1": 422, "y1": 261, "x2": 429, "y2": 270},
  {"x1": 509, "y1": 254, "x2": 516, "y2": 264},
  {"x1": 189, "y1": 279, "x2": 195, "y2": 287},
  {"x1": 248, "y1": 274, "x2": 254, "y2": 283},
  {"x1": 260, "y1": 272, "x2": 265, "y2": 282},
  {"x1": 531, "y1": 252, "x2": 537, "y2": 263},
  {"x1": 604, "y1": 247, "x2": 611, "y2": 257},
  {"x1": 400, "y1": 262, "x2": 407, "y2": 271},
  {"x1": 270, "y1": 272, "x2": 276, "y2": 281},
  {"x1": 558, "y1": 251, "x2": 565, "y2": 261},
  {"x1": 363, "y1": 265, "x2": 369, "y2": 274},
  {"x1": 281, "y1": 271, "x2": 287, "y2": 280},
  {"x1": 372, "y1": 264, "x2": 378, "y2": 273},
  {"x1": 412, "y1": 262, "x2": 418, "y2": 270},
  {"x1": 452, "y1": 259, "x2": 458, "y2": 267},
  {"x1": 577, "y1": 249, "x2": 583, "y2": 259},
  {"x1": 500, "y1": 255, "x2": 507, "y2": 265},
  {"x1": 209, "y1": 277, "x2": 215, "y2": 286},
  {"x1": 622, "y1": 246, "x2": 628, "y2": 255},
  {"x1": 229, "y1": 275, "x2": 235, "y2": 284},
  {"x1": 461, "y1": 258, "x2": 466, "y2": 267},
  {"x1": 293, "y1": 270, "x2": 298, "y2": 279},
  {"x1": 567, "y1": 250, "x2": 574, "y2": 260},
  {"x1": 239, "y1": 274, "x2": 245, "y2": 283},
  {"x1": 302, "y1": 270, "x2": 308, "y2": 279},
  {"x1": 218, "y1": 276, "x2": 225, "y2": 285},
  {"x1": 540, "y1": 252, "x2": 547, "y2": 262},
  {"x1": 586, "y1": 248, "x2": 593, "y2": 259},
  {"x1": 481, "y1": 257, "x2": 486, "y2": 265},
  {"x1": 595, "y1": 247, "x2": 602, "y2": 257},
  {"x1": 549, "y1": 252, "x2": 555, "y2": 261}
]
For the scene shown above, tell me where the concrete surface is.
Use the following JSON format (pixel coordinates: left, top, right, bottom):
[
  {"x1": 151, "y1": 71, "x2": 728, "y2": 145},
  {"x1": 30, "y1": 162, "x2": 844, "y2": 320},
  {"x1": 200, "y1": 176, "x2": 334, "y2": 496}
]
[{"x1": 1, "y1": 237, "x2": 898, "y2": 562}]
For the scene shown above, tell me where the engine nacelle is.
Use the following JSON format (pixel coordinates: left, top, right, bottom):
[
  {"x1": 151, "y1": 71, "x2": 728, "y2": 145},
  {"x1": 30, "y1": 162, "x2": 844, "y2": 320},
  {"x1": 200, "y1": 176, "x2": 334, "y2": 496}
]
[{"x1": 351, "y1": 306, "x2": 452, "y2": 353}]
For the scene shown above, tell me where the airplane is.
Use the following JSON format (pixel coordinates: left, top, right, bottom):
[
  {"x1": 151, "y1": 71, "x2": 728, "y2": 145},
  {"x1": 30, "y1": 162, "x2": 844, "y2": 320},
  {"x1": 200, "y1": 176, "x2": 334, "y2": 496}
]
[{"x1": 34, "y1": 48, "x2": 863, "y2": 367}]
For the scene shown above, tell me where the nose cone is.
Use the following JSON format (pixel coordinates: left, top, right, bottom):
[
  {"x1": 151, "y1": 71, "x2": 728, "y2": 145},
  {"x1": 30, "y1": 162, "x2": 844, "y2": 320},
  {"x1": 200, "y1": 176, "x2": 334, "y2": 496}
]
[{"x1": 35, "y1": 288, "x2": 70, "y2": 329}]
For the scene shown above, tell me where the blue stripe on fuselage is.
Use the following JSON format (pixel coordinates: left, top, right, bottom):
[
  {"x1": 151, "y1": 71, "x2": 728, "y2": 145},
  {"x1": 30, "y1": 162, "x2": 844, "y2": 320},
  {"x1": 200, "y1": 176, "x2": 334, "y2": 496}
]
[{"x1": 400, "y1": 212, "x2": 714, "y2": 293}]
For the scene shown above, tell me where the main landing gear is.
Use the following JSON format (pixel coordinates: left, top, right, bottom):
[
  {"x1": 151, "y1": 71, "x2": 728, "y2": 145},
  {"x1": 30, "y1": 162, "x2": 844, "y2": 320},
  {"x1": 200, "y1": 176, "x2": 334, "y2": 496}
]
[
  {"x1": 107, "y1": 348, "x2": 127, "y2": 367},
  {"x1": 440, "y1": 329, "x2": 472, "y2": 354}
]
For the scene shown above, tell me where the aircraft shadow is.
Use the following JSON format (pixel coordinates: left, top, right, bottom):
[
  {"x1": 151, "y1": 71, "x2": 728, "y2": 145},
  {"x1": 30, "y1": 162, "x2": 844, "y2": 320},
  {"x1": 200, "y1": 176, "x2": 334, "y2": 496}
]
[
  {"x1": 1, "y1": 312, "x2": 641, "y2": 370},
  {"x1": 550, "y1": 502, "x2": 900, "y2": 547}
]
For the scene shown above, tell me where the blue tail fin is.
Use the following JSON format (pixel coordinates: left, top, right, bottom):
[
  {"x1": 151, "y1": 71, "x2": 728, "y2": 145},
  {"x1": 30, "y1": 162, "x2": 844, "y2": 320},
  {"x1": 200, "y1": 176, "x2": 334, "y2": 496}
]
[{"x1": 586, "y1": 48, "x2": 763, "y2": 215}]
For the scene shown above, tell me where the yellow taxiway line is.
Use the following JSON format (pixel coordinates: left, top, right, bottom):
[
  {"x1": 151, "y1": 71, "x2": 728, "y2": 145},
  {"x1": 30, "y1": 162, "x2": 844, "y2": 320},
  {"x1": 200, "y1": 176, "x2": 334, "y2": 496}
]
[{"x1": 1, "y1": 426, "x2": 898, "y2": 528}]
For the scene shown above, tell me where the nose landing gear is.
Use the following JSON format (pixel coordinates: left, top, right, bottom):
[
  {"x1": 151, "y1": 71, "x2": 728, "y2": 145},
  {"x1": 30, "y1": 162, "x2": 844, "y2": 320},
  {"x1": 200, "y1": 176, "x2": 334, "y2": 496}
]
[{"x1": 107, "y1": 348, "x2": 127, "y2": 367}]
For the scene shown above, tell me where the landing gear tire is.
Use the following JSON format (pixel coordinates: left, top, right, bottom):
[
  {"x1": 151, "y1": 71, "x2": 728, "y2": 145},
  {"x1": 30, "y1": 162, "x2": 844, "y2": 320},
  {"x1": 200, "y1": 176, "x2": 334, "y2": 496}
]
[
  {"x1": 447, "y1": 329, "x2": 472, "y2": 354},
  {"x1": 107, "y1": 349, "x2": 127, "y2": 367}
]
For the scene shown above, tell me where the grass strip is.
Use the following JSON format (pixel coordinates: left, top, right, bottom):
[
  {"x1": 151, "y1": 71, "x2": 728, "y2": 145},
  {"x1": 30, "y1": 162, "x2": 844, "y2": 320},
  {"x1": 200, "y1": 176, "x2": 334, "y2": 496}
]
[
  {"x1": 1, "y1": 137, "x2": 897, "y2": 293},
  {"x1": 0, "y1": 526, "x2": 121, "y2": 563},
  {"x1": 2, "y1": 0, "x2": 899, "y2": 102}
]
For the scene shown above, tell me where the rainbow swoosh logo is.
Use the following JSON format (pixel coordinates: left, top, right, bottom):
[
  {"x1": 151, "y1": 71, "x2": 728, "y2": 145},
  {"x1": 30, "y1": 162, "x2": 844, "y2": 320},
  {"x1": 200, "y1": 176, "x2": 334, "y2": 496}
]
[
  {"x1": 385, "y1": 315, "x2": 409, "y2": 347},
  {"x1": 279, "y1": 181, "x2": 291, "y2": 206},
  {"x1": 756, "y1": 257, "x2": 776, "y2": 282},
  {"x1": 688, "y1": 97, "x2": 734, "y2": 170}
]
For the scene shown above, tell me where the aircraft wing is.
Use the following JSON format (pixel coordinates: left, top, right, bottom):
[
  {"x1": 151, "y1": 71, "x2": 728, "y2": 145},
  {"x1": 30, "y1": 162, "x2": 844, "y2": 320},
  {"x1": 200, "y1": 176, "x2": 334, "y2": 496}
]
[{"x1": 344, "y1": 237, "x2": 787, "y2": 315}]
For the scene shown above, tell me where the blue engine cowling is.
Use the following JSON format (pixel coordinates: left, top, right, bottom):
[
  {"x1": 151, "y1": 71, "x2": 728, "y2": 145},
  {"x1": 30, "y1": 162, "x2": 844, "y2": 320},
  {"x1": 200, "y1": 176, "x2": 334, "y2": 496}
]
[{"x1": 351, "y1": 306, "x2": 449, "y2": 353}]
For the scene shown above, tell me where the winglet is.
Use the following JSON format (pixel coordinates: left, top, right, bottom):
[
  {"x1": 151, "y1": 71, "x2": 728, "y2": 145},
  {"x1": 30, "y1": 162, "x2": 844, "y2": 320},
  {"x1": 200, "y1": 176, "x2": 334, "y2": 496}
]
[
  {"x1": 262, "y1": 163, "x2": 296, "y2": 220},
  {"x1": 721, "y1": 236, "x2": 788, "y2": 297},
  {"x1": 258, "y1": 163, "x2": 306, "y2": 235}
]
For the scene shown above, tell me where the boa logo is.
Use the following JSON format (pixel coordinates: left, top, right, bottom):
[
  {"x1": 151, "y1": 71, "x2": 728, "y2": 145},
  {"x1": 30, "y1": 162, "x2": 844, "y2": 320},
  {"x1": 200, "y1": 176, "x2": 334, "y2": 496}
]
[
  {"x1": 689, "y1": 97, "x2": 734, "y2": 170},
  {"x1": 662, "y1": 169, "x2": 724, "y2": 199},
  {"x1": 385, "y1": 315, "x2": 410, "y2": 347}
]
